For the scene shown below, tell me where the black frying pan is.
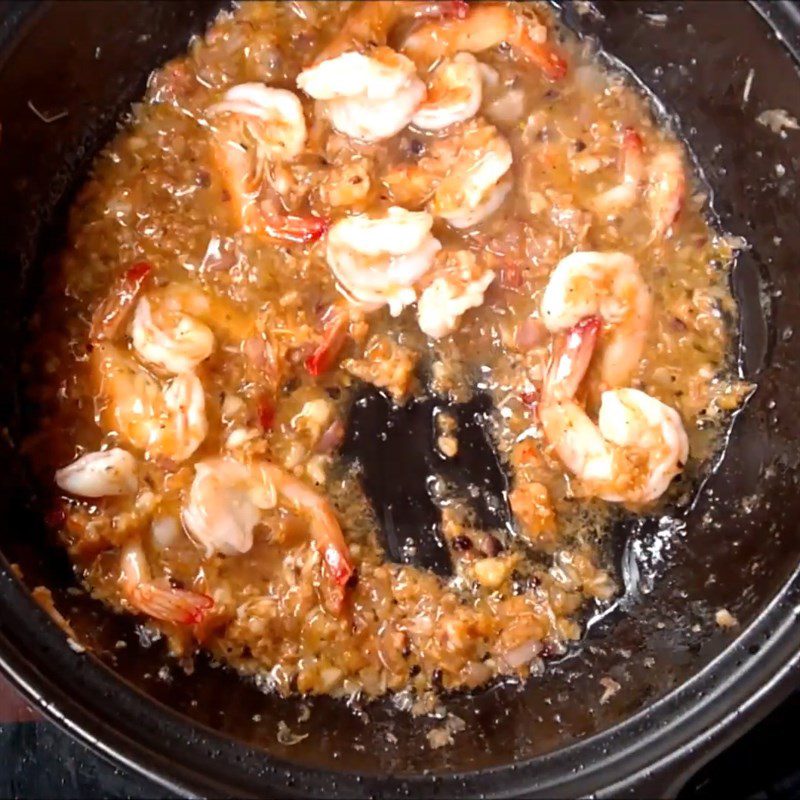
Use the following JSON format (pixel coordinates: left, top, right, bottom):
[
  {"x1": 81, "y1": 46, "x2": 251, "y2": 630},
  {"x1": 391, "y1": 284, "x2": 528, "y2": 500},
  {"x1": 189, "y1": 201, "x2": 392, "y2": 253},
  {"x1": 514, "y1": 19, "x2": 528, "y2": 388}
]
[{"x1": 0, "y1": 1, "x2": 798, "y2": 797}]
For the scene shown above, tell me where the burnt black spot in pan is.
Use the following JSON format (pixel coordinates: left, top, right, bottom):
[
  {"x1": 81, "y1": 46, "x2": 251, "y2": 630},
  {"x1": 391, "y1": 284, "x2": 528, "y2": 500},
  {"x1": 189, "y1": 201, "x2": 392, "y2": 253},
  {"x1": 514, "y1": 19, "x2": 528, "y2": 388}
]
[{"x1": 342, "y1": 385, "x2": 512, "y2": 576}]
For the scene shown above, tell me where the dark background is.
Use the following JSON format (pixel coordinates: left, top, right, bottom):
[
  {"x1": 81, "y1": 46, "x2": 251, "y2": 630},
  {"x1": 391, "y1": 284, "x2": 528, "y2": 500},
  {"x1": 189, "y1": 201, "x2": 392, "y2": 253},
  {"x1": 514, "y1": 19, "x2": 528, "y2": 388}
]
[{"x1": 1, "y1": 677, "x2": 799, "y2": 799}]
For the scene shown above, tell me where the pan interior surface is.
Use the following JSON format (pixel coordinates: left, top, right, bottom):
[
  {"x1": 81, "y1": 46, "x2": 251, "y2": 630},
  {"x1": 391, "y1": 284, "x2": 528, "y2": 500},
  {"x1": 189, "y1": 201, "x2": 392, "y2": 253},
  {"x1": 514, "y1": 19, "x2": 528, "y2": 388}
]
[{"x1": 0, "y1": 1, "x2": 798, "y2": 796}]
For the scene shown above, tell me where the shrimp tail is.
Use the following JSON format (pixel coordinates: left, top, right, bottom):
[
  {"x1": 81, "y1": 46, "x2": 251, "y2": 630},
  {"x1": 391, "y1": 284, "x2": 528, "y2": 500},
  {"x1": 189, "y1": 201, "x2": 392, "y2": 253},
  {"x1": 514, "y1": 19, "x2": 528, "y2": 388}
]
[
  {"x1": 132, "y1": 585, "x2": 214, "y2": 625},
  {"x1": 513, "y1": 25, "x2": 567, "y2": 81},
  {"x1": 544, "y1": 315, "x2": 601, "y2": 402}
]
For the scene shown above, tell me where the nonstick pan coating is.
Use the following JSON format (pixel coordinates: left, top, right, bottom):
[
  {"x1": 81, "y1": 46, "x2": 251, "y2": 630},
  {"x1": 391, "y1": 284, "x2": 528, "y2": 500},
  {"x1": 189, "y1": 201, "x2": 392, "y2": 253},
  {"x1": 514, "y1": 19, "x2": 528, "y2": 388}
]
[{"x1": 0, "y1": 1, "x2": 798, "y2": 797}]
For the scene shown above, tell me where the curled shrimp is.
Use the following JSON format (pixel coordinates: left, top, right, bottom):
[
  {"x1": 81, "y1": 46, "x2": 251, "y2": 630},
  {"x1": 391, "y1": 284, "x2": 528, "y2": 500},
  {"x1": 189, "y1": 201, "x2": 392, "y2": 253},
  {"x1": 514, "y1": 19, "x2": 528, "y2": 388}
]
[
  {"x1": 181, "y1": 457, "x2": 272, "y2": 556},
  {"x1": 314, "y1": 0, "x2": 469, "y2": 64},
  {"x1": 207, "y1": 85, "x2": 327, "y2": 243},
  {"x1": 383, "y1": 121, "x2": 513, "y2": 227},
  {"x1": 120, "y1": 538, "x2": 213, "y2": 625},
  {"x1": 182, "y1": 457, "x2": 353, "y2": 605},
  {"x1": 385, "y1": 121, "x2": 514, "y2": 227},
  {"x1": 540, "y1": 251, "x2": 653, "y2": 390},
  {"x1": 591, "y1": 128, "x2": 644, "y2": 216},
  {"x1": 55, "y1": 448, "x2": 138, "y2": 498},
  {"x1": 297, "y1": 47, "x2": 425, "y2": 142},
  {"x1": 131, "y1": 287, "x2": 215, "y2": 375},
  {"x1": 417, "y1": 250, "x2": 495, "y2": 338},
  {"x1": 431, "y1": 121, "x2": 513, "y2": 228},
  {"x1": 403, "y1": 3, "x2": 567, "y2": 81},
  {"x1": 91, "y1": 343, "x2": 208, "y2": 462},
  {"x1": 326, "y1": 206, "x2": 441, "y2": 314},
  {"x1": 539, "y1": 318, "x2": 688, "y2": 505},
  {"x1": 131, "y1": 284, "x2": 254, "y2": 375},
  {"x1": 411, "y1": 52, "x2": 483, "y2": 131}
]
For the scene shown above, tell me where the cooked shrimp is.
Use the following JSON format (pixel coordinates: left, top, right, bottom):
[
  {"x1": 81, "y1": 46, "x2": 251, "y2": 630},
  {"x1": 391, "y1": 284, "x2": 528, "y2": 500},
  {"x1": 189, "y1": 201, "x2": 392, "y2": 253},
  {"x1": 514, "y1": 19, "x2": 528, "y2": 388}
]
[
  {"x1": 131, "y1": 287, "x2": 215, "y2": 375},
  {"x1": 91, "y1": 343, "x2": 208, "y2": 462},
  {"x1": 207, "y1": 86, "x2": 328, "y2": 242},
  {"x1": 384, "y1": 121, "x2": 513, "y2": 225},
  {"x1": 540, "y1": 251, "x2": 653, "y2": 390},
  {"x1": 539, "y1": 318, "x2": 688, "y2": 504},
  {"x1": 432, "y1": 122, "x2": 513, "y2": 228},
  {"x1": 591, "y1": 130, "x2": 686, "y2": 237},
  {"x1": 181, "y1": 457, "x2": 272, "y2": 556},
  {"x1": 298, "y1": 48, "x2": 425, "y2": 142},
  {"x1": 212, "y1": 129, "x2": 327, "y2": 239},
  {"x1": 591, "y1": 128, "x2": 644, "y2": 215},
  {"x1": 120, "y1": 538, "x2": 213, "y2": 624},
  {"x1": 326, "y1": 206, "x2": 441, "y2": 314},
  {"x1": 314, "y1": 0, "x2": 469, "y2": 63},
  {"x1": 55, "y1": 448, "x2": 138, "y2": 497},
  {"x1": 182, "y1": 457, "x2": 353, "y2": 600},
  {"x1": 411, "y1": 53, "x2": 483, "y2": 131},
  {"x1": 647, "y1": 146, "x2": 686, "y2": 239},
  {"x1": 207, "y1": 83, "x2": 307, "y2": 162},
  {"x1": 403, "y1": 3, "x2": 567, "y2": 81},
  {"x1": 131, "y1": 283, "x2": 254, "y2": 375},
  {"x1": 417, "y1": 250, "x2": 495, "y2": 338}
]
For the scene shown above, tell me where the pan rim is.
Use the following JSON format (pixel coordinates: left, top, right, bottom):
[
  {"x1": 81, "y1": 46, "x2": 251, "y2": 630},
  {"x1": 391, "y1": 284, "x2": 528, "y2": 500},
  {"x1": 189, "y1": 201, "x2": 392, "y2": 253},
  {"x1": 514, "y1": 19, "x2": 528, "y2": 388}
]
[{"x1": 0, "y1": 0, "x2": 799, "y2": 796}]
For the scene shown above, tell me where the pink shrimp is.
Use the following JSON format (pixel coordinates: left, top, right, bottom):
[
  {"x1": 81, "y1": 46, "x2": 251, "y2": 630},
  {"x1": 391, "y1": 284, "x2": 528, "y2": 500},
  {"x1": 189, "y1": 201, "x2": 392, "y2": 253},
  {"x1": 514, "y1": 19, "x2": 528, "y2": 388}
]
[
  {"x1": 314, "y1": 0, "x2": 469, "y2": 64},
  {"x1": 403, "y1": 4, "x2": 567, "y2": 81},
  {"x1": 591, "y1": 128, "x2": 645, "y2": 215},
  {"x1": 539, "y1": 318, "x2": 688, "y2": 505},
  {"x1": 182, "y1": 457, "x2": 354, "y2": 610},
  {"x1": 120, "y1": 539, "x2": 213, "y2": 625}
]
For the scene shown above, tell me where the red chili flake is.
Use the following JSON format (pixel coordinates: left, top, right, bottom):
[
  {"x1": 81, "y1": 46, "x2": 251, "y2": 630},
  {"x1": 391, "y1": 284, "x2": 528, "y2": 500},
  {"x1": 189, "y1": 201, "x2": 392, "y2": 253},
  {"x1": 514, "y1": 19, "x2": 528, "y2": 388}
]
[{"x1": 125, "y1": 261, "x2": 152, "y2": 283}]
